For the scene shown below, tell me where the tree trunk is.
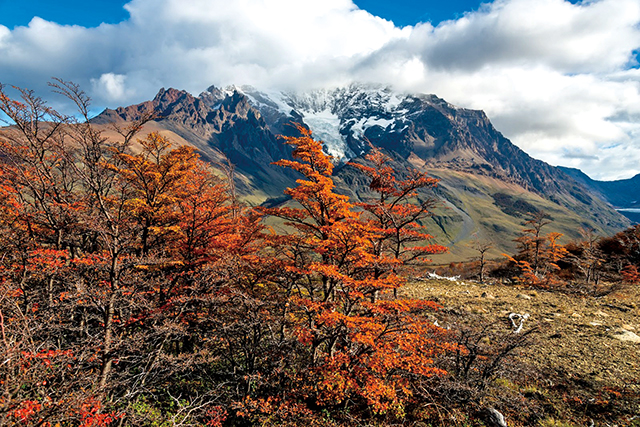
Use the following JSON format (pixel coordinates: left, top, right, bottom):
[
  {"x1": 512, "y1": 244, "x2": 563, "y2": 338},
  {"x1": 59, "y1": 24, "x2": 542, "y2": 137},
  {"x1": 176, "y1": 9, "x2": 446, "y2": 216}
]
[
  {"x1": 99, "y1": 292, "x2": 116, "y2": 390},
  {"x1": 99, "y1": 253, "x2": 120, "y2": 390}
]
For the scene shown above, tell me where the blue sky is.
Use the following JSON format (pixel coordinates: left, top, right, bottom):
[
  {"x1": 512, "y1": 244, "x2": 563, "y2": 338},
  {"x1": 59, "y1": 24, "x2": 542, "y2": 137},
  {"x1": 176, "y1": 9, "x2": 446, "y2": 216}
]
[
  {"x1": 0, "y1": 0, "x2": 129, "y2": 28},
  {"x1": 1, "y1": 0, "x2": 485, "y2": 28},
  {"x1": 0, "y1": 0, "x2": 639, "y2": 180},
  {"x1": 355, "y1": 0, "x2": 485, "y2": 26}
]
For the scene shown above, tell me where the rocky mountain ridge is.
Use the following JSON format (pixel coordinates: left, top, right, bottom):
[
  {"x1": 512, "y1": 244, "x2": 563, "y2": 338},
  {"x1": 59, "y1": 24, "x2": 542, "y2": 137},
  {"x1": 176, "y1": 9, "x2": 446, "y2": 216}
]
[
  {"x1": 559, "y1": 167, "x2": 640, "y2": 209},
  {"x1": 93, "y1": 83, "x2": 631, "y2": 259},
  {"x1": 215, "y1": 84, "x2": 584, "y2": 196},
  {"x1": 559, "y1": 166, "x2": 640, "y2": 223}
]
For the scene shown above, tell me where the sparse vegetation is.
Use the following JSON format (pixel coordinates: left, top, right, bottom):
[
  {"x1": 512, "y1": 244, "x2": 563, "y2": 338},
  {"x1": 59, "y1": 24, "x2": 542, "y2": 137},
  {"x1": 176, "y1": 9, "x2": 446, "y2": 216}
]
[
  {"x1": 491, "y1": 192, "x2": 540, "y2": 217},
  {"x1": 0, "y1": 82, "x2": 638, "y2": 426}
]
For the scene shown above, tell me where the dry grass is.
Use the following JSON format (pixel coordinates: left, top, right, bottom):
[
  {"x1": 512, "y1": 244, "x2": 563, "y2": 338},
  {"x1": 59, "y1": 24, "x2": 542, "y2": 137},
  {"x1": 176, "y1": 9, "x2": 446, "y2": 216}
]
[{"x1": 402, "y1": 277, "x2": 640, "y2": 426}]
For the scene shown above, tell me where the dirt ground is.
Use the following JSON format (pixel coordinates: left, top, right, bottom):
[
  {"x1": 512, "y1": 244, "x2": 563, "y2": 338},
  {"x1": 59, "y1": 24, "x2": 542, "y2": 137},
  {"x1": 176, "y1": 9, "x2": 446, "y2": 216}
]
[{"x1": 402, "y1": 276, "x2": 640, "y2": 426}]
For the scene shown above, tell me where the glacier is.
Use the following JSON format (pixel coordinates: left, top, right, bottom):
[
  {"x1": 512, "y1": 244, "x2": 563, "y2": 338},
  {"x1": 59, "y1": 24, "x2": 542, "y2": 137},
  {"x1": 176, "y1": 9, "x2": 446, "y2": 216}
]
[{"x1": 212, "y1": 83, "x2": 451, "y2": 163}]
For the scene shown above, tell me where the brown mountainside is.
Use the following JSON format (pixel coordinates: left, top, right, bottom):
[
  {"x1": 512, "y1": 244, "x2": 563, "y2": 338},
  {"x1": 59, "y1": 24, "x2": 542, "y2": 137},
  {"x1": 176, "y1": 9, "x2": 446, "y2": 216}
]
[{"x1": 91, "y1": 84, "x2": 630, "y2": 259}]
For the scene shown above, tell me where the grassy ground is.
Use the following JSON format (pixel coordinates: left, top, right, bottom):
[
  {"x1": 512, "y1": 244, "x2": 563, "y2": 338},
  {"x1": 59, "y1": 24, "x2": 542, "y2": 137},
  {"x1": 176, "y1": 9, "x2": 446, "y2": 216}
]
[
  {"x1": 416, "y1": 168, "x2": 630, "y2": 264},
  {"x1": 401, "y1": 276, "x2": 640, "y2": 426}
]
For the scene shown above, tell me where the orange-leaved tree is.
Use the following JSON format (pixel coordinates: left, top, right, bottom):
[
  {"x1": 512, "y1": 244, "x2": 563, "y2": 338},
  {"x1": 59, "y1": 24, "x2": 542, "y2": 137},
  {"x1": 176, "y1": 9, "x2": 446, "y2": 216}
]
[
  {"x1": 0, "y1": 81, "x2": 143, "y2": 425},
  {"x1": 508, "y1": 211, "x2": 568, "y2": 286},
  {"x1": 0, "y1": 81, "x2": 241, "y2": 425},
  {"x1": 107, "y1": 132, "x2": 201, "y2": 256},
  {"x1": 349, "y1": 147, "x2": 448, "y2": 297},
  {"x1": 257, "y1": 126, "x2": 451, "y2": 421}
]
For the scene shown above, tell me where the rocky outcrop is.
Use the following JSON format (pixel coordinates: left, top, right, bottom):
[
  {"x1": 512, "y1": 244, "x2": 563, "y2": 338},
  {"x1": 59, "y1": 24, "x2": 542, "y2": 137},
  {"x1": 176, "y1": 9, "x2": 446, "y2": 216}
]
[{"x1": 91, "y1": 83, "x2": 630, "y2": 244}]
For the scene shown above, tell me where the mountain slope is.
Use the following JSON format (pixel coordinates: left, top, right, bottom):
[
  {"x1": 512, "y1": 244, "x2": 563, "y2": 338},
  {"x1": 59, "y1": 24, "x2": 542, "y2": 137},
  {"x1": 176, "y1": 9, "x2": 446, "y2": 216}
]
[
  {"x1": 92, "y1": 84, "x2": 630, "y2": 260},
  {"x1": 93, "y1": 87, "x2": 299, "y2": 201},
  {"x1": 559, "y1": 166, "x2": 640, "y2": 224},
  {"x1": 559, "y1": 167, "x2": 640, "y2": 209}
]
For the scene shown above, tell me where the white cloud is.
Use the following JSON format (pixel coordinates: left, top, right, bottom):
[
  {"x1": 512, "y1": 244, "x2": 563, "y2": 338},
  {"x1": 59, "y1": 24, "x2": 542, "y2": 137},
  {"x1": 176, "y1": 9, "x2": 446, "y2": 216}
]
[
  {"x1": 91, "y1": 73, "x2": 133, "y2": 102},
  {"x1": 414, "y1": 0, "x2": 640, "y2": 73},
  {"x1": 0, "y1": 0, "x2": 639, "y2": 180},
  {"x1": 0, "y1": 25, "x2": 10, "y2": 49}
]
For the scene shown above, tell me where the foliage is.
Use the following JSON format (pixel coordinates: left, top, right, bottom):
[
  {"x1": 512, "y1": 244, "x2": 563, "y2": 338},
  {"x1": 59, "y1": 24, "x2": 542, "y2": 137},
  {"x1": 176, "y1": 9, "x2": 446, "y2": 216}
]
[
  {"x1": 0, "y1": 85, "x2": 452, "y2": 425},
  {"x1": 504, "y1": 212, "x2": 569, "y2": 288},
  {"x1": 258, "y1": 126, "x2": 452, "y2": 421},
  {"x1": 349, "y1": 148, "x2": 448, "y2": 296},
  {"x1": 503, "y1": 216, "x2": 640, "y2": 294},
  {"x1": 2, "y1": 80, "x2": 638, "y2": 426}
]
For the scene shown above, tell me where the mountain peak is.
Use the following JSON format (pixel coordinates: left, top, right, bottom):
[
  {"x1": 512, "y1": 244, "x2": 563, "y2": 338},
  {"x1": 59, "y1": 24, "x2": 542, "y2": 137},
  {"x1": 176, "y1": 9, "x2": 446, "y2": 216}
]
[
  {"x1": 91, "y1": 83, "x2": 588, "y2": 196},
  {"x1": 152, "y1": 87, "x2": 190, "y2": 103},
  {"x1": 90, "y1": 82, "x2": 630, "y2": 252}
]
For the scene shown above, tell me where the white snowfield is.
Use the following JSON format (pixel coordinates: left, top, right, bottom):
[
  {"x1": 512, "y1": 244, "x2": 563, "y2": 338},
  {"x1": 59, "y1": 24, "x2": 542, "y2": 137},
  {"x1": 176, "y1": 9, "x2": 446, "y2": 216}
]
[{"x1": 210, "y1": 83, "x2": 457, "y2": 163}]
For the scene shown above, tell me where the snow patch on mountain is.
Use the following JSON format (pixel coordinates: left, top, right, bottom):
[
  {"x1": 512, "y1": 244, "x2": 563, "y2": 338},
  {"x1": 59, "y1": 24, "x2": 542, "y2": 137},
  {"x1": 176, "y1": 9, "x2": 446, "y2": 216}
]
[
  {"x1": 283, "y1": 90, "x2": 333, "y2": 113},
  {"x1": 386, "y1": 93, "x2": 404, "y2": 109},
  {"x1": 238, "y1": 86, "x2": 294, "y2": 116},
  {"x1": 214, "y1": 83, "x2": 447, "y2": 162},
  {"x1": 300, "y1": 108, "x2": 355, "y2": 161},
  {"x1": 237, "y1": 87, "x2": 355, "y2": 161},
  {"x1": 348, "y1": 116, "x2": 394, "y2": 140}
]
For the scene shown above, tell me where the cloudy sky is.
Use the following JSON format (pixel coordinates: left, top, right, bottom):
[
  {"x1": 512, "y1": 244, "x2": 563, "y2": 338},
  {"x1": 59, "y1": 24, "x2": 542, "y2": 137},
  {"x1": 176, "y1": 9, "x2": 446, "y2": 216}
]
[{"x1": 1, "y1": 0, "x2": 639, "y2": 180}]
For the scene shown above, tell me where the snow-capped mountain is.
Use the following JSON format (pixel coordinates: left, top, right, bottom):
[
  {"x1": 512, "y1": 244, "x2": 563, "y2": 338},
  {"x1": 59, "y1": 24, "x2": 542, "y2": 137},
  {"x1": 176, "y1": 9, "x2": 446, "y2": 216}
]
[
  {"x1": 189, "y1": 83, "x2": 588, "y2": 197},
  {"x1": 93, "y1": 83, "x2": 630, "y2": 257},
  {"x1": 202, "y1": 84, "x2": 438, "y2": 162}
]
